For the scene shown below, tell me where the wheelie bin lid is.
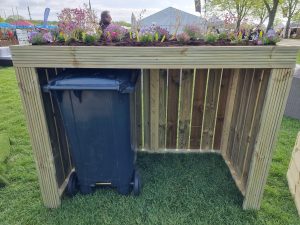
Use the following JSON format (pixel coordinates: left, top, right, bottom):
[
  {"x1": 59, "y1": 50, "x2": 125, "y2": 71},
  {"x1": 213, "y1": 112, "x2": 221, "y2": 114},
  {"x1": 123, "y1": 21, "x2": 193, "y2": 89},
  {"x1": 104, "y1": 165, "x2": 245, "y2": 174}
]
[{"x1": 44, "y1": 69, "x2": 138, "y2": 93}]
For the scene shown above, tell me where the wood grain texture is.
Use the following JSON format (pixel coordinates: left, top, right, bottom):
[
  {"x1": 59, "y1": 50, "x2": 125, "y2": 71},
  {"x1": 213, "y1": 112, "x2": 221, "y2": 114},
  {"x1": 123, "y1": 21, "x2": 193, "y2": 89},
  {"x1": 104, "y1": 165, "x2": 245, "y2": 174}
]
[
  {"x1": 190, "y1": 69, "x2": 208, "y2": 149},
  {"x1": 10, "y1": 45, "x2": 298, "y2": 69},
  {"x1": 166, "y1": 69, "x2": 180, "y2": 149},
  {"x1": 142, "y1": 69, "x2": 150, "y2": 149},
  {"x1": 15, "y1": 67, "x2": 60, "y2": 208},
  {"x1": 177, "y1": 69, "x2": 195, "y2": 149},
  {"x1": 213, "y1": 69, "x2": 231, "y2": 150},
  {"x1": 159, "y1": 69, "x2": 168, "y2": 149},
  {"x1": 135, "y1": 73, "x2": 142, "y2": 149},
  {"x1": 201, "y1": 69, "x2": 222, "y2": 150},
  {"x1": 243, "y1": 68, "x2": 294, "y2": 210},
  {"x1": 150, "y1": 69, "x2": 160, "y2": 151}
]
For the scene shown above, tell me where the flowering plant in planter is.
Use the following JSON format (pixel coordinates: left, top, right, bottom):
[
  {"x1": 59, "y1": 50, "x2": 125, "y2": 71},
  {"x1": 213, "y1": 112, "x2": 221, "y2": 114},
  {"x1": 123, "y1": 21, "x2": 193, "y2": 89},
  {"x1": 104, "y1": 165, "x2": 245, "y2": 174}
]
[
  {"x1": 263, "y1": 29, "x2": 280, "y2": 45},
  {"x1": 183, "y1": 24, "x2": 203, "y2": 40},
  {"x1": 137, "y1": 25, "x2": 170, "y2": 43},
  {"x1": 104, "y1": 24, "x2": 127, "y2": 42},
  {"x1": 176, "y1": 33, "x2": 191, "y2": 43},
  {"x1": 29, "y1": 31, "x2": 53, "y2": 45},
  {"x1": 57, "y1": 5, "x2": 99, "y2": 42}
]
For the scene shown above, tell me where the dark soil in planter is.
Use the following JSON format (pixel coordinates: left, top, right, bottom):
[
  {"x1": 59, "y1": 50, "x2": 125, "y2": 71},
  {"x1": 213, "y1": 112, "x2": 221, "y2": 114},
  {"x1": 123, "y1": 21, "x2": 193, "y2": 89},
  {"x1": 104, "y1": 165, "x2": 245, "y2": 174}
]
[{"x1": 45, "y1": 38, "x2": 265, "y2": 47}]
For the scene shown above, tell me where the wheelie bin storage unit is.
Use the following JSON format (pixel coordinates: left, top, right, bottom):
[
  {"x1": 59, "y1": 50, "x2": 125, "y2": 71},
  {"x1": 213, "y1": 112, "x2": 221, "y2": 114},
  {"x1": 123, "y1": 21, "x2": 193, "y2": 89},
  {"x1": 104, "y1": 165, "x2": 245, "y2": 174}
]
[{"x1": 44, "y1": 69, "x2": 141, "y2": 196}]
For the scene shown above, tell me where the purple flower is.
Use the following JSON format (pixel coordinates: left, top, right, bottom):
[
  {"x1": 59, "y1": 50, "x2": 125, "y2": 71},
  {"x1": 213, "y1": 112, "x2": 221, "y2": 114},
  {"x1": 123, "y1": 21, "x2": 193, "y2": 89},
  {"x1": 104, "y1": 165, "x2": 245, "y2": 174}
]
[
  {"x1": 267, "y1": 29, "x2": 276, "y2": 39},
  {"x1": 104, "y1": 24, "x2": 127, "y2": 41},
  {"x1": 28, "y1": 31, "x2": 39, "y2": 42},
  {"x1": 43, "y1": 32, "x2": 53, "y2": 43}
]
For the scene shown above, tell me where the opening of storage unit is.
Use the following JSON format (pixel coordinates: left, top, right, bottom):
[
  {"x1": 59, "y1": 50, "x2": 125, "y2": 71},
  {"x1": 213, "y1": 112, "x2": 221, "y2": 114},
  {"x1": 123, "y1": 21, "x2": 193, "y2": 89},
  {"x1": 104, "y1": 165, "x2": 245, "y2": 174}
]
[{"x1": 36, "y1": 67, "x2": 271, "y2": 201}]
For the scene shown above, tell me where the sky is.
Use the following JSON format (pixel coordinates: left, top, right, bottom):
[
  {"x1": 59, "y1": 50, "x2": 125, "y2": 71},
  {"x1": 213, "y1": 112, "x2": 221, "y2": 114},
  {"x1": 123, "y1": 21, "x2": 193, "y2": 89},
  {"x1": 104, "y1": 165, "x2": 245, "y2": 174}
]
[{"x1": 0, "y1": 0, "x2": 201, "y2": 22}]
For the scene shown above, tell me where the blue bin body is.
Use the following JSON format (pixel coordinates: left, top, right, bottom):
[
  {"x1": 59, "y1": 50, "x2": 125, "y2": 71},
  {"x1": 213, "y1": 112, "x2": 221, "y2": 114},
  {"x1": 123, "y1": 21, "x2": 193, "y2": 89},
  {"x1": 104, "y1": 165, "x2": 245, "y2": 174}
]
[{"x1": 45, "y1": 69, "x2": 138, "y2": 195}]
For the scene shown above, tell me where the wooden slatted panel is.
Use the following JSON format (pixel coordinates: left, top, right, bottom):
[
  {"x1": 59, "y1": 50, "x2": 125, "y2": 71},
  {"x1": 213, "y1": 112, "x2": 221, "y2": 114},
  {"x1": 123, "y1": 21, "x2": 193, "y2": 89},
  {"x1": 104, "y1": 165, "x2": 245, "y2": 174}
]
[
  {"x1": 159, "y1": 69, "x2": 168, "y2": 149},
  {"x1": 213, "y1": 69, "x2": 232, "y2": 150},
  {"x1": 47, "y1": 69, "x2": 73, "y2": 182},
  {"x1": 190, "y1": 69, "x2": 208, "y2": 149},
  {"x1": 220, "y1": 69, "x2": 240, "y2": 156},
  {"x1": 238, "y1": 69, "x2": 270, "y2": 180},
  {"x1": 230, "y1": 69, "x2": 255, "y2": 166},
  {"x1": 177, "y1": 69, "x2": 195, "y2": 149},
  {"x1": 135, "y1": 72, "x2": 142, "y2": 149},
  {"x1": 243, "y1": 68, "x2": 293, "y2": 210},
  {"x1": 226, "y1": 70, "x2": 246, "y2": 159},
  {"x1": 201, "y1": 69, "x2": 222, "y2": 150},
  {"x1": 15, "y1": 67, "x2": 60, "y2": 208},
  {"x1": 150, "y1": 69, "x2": 160, "y2": 151},
  {"x1": 37, "y1": 69, "x2": 65, "y2": 186},
  {"x1": 166, "y1": 69, "x2": 180, "y2": 148},
  {"x1": 142, "y1": 69, "x2": 150, "y2": 149}
]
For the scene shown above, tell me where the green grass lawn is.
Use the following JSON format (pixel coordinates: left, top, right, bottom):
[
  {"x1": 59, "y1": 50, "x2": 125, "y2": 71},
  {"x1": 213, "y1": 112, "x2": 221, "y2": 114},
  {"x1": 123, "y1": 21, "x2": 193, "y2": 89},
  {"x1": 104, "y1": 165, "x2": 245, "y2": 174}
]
[
  {"x1": 297, "y1": 51, "x2": 300, "y2": 64},
  {"x1": 1, "y1": 66, "x2": 300, "y2": 225}
]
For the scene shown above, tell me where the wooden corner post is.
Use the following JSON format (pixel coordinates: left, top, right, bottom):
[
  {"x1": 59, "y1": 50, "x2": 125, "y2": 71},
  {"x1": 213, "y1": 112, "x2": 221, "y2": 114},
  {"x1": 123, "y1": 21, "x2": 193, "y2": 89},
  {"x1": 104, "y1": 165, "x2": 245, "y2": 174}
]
[
  {"x1": 15, "y1": 67, "x2": 61, "y2": 208},
  {"x1": 243, "y1": 68, "x2": 294, "y2": 210}
]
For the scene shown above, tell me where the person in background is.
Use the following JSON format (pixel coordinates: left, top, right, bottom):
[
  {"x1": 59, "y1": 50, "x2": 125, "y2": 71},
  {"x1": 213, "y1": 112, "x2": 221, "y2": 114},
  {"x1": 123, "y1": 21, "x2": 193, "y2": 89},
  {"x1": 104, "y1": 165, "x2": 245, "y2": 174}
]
[{"x1": 99, "y1": 11, "x2": 112, "y2": 31}]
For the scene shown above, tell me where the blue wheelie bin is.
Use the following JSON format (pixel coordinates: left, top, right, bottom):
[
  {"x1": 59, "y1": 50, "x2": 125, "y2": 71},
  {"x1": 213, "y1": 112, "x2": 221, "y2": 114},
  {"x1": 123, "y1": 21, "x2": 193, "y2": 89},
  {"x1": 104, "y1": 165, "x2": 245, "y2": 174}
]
[{"x1": 44, "y1": 69, "x2": 141, "y2": 196}]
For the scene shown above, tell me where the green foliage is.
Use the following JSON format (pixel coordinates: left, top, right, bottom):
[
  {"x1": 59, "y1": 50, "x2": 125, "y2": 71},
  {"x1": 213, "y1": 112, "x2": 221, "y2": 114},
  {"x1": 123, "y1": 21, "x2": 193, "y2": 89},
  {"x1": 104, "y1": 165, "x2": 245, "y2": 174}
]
[
  {"x1": 183, "y1": 25, "x2": 202, "y2": 40},
  {"x1": 218, "y1": 32, "x2": 228, "y2": 40},
  {"x1": 30, "y1": 33, "x2": 46, "y2": 45},
  {"x1": 5, "y1": 15, "x2": 25, "y2": 23},
  {"x1": 139, "y1": 34, "x2": 154, "y2": 43},
  {"x1": 57, "y1": 33, "x2": 65, "y2": 43},
  {"x1": 205, "y1": 33, "x2": 218, "y2": 43},
  {"x1": 208, "y1": 0, "x2": 256, "y2": 29},
  {"x1": 0, "y1": 17, "x2": 5, "y2": 23},
  {"x1": 83, "y1": 33, "x2": 99, "y2": 44},
  {"x1": 73, "y1": 29, "x2": 85, "y2": 41}
]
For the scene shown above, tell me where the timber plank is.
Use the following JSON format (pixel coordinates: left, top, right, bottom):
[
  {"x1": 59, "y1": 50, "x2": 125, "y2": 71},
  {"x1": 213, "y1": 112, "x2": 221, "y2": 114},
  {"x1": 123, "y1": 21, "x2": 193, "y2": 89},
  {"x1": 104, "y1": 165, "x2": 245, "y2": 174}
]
[
  {"x1": 166, "y1": 69, "x2": 180, "y2": 148},
  {"x1": 177, "y1": 69, "x2": 195, "y2": 149},
  {"x1": 213, "y1": 69, "x2": 231, "y2": 150},
  {"x1": 201, "y1": 69, "x2": 222, "y2": 150},
  {"x1": 190, "y1": 69, "x2": 208, "y2": 149}
]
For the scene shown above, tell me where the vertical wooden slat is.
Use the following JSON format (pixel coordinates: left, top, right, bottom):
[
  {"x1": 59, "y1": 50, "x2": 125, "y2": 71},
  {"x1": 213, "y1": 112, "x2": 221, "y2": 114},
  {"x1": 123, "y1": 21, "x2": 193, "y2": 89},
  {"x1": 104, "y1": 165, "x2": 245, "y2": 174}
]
[
  {"x1": 135, "y1": 73, "x2": 142, "y2": 149},
  {"x1": 201, "y1": 69, "x2": 222, "y2": 150},
  {"x1": 226, "y1": 69, "x2": 246, "y2": 159},
  {"x1": 37, "y1": 69, "x2": 65, "y2": 186},
  {"x1": 15, "y1": 67, "x2": 60, "y2": 208},
  {"x1": 166, "y1": 69, "x2": 180, "y2": 148},
  {"x1": 220, "y1": 69, "x2": 240, "y2": 156},
  {"x1": 211, "y1": 69, "x2": 223, "y2": 150},
  {"x1": 241, "y1": 70, "x2": 270, "y2": 184},
  {"x1": 143, "y1": 69, "x2": 150, "y2": 149},
  {"x1": 130, "y1": 86, "x2": 137, "y2": 150},
  {"x1": 158, "y1": 69, "x2": 168, "y2": 149},
  {"x1": 150, "y1": 69, "x2": 160, "y2": 151},
  {"x1": 190, "y1": 69, "x2": 208, "y2": 149},
  {"x1": 213, "y1": 69, "x2": 231, "y2": 150},
  {"x1": 230, "y1": 69, "x2": 255, "y2": 166},
  {"x1": 243, "y1": 68, "x2": 293, "y2": 210},
  {"x1": 238, "y1": 70, "x2": 267, "y2": 179},
  {"x1": 177, "y1": 69, "x2": 194, "y2": 149}
]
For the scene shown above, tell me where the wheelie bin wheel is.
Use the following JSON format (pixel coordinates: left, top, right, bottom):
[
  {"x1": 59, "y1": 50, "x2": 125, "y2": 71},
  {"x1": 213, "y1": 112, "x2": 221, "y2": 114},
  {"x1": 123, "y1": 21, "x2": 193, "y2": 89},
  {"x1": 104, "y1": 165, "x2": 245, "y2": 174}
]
[
  {"x1": 133, "y1": 170, "x2": 141, "y2": 196},
  {"x1": 67, "y1": 172, "x2": 78, "y2": 197}
]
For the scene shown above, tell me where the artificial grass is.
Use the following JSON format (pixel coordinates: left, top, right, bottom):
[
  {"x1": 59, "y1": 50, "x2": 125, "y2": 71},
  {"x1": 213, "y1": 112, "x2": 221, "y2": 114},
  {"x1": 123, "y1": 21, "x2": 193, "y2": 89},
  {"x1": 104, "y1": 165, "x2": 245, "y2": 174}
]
[{"x1": 0, "y1": 66, "x2": 300, "y2": 225}]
